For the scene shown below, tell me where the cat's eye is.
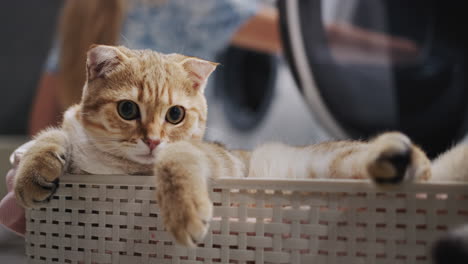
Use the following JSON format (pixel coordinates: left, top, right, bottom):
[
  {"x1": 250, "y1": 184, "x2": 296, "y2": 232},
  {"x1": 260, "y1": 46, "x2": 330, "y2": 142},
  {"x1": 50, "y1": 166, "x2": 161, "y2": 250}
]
[
  {"x1": 165, "y1": 106, "x2": 185, "y2": 124},
  {"x1": 117, "y1": 100, "x2": 140, "y2": 120}
]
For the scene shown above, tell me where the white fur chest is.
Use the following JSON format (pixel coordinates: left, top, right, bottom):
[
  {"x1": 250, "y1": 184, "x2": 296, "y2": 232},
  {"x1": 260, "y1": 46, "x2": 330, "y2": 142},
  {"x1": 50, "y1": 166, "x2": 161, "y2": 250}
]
[{"x1": 63, "y1": 107, "x2": 144, "y2": 175}]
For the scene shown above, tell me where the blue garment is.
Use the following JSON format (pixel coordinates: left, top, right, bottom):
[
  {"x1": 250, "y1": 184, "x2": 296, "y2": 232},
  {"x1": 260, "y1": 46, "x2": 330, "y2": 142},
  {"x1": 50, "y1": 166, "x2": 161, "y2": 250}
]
[{"x1": 45, "y1": 0, "x2": 259, "y2": 73}]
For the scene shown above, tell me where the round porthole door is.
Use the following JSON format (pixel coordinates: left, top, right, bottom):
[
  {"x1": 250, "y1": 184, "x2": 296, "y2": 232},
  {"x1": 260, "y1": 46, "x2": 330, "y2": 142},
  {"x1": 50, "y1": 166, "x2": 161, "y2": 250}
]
[
  {"x1": 214, "y1": 46, "x2": 277, "y2": 132},
  {"x1": 278, "y1": 0, "x2": 468, "y2": 157}
]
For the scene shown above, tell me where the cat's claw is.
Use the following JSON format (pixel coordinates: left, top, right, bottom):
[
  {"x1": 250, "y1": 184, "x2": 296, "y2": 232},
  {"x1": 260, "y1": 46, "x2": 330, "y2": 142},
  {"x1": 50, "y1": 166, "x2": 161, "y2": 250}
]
[
  {"x1": 14, "y1": 146, "x2": 66, "y2": 208},
  {"x1": 373, "y1": 148, "x2": 411, "y2": 185},
  {"x1": 367, "y1": 132, "x2": 414, "y2": 185},
  {"x1": 31, "y1": 178, "x2": 60, "y2": 202},
  {"x1": 158, "y1": 190, "x2": 212, "y2": 247},
  {"x1": 172, "y1": 205, "x2": 211, "y2": 247},
  {"x1": 16, "y1": 178, "x2": 60, "y2": 207},
  {"x1": 16, "y1": 171, "x2": 61, "y2": 208}
]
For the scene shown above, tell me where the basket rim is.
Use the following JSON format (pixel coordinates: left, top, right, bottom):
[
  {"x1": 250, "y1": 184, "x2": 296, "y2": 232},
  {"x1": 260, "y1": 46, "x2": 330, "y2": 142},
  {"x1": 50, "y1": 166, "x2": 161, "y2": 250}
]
[{"x1": 60, "y1": 174, "x2": 468, "y2": 193}]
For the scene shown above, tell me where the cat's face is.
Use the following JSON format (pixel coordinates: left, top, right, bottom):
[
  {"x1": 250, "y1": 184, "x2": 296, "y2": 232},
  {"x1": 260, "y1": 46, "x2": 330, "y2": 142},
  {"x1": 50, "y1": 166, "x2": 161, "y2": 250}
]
[{"x1": 78, "y1": 45, "x2": 217, "y2": 164}]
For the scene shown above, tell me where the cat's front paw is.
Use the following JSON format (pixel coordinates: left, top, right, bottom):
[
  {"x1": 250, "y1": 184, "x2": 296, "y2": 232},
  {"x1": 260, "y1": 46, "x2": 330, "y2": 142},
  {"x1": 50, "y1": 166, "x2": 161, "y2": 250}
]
[
  {"x1": 158, "y1": 189, "x2": 212, "y2": 247},
  {"x1": 14, "y1": 144, "x2": 67, "y2": 208},
  {"x1": 155, "y1": 158, "x2": 213, "y2": 247},
  {"x1": 367, "y1": 132, "x2": 430, "y2": 185}
]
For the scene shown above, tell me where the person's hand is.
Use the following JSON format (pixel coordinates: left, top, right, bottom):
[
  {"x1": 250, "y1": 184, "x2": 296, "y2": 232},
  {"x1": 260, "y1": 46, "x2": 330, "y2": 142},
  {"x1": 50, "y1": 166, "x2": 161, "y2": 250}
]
[{"x1": 0, "y1": 141, "x2": 36, "y2": 236}]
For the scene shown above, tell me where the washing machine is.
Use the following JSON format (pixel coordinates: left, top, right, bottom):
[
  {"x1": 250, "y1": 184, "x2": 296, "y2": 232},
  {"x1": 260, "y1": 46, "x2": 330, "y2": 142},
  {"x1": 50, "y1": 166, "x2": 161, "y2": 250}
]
[
  {"x1": 208, "y1": 0, "x2": 467, "y2": 159},
  {"x1": 278, "y1": 0, "x2": 468, "y2": 158},
  {"x1": 205, "y1": 47, "x2": 330, "y2": 149}
]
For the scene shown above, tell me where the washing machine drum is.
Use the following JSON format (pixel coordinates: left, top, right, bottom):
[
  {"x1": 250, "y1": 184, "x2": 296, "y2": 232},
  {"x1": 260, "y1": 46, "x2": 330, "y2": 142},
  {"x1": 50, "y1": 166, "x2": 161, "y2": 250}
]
[{"x1": 278, "y1": 0, "x2": 468, "y2": 157}]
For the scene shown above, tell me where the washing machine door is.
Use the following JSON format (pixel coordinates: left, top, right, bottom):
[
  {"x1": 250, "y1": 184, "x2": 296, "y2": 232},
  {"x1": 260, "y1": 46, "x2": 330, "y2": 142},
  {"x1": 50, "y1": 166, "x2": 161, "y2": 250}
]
[{"x1": 278, "y1": 0, "x2": 468, "y2": 157}]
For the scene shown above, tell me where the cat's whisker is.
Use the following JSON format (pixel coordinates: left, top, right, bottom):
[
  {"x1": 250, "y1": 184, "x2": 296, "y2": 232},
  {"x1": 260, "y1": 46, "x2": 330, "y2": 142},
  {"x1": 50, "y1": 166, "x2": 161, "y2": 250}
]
[
  {"x1": 72, "y1": 138, "x2": 122, "y2": 145},
  {"x1": 120, "y1": 33, "x2": 132, "y2": 48}
]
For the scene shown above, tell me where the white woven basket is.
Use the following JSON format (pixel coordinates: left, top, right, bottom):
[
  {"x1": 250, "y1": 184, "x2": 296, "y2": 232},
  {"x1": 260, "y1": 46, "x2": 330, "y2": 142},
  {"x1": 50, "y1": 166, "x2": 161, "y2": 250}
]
[{"x1": 25, "y1": 174, "x2": 468, "y2": 264}]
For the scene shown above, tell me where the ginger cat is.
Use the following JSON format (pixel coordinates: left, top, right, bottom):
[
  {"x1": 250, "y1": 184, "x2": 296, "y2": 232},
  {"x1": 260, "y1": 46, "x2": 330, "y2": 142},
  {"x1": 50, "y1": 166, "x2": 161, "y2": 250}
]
[{"x1": 14, "y1": 45, "x2": 463, "y2": 247}]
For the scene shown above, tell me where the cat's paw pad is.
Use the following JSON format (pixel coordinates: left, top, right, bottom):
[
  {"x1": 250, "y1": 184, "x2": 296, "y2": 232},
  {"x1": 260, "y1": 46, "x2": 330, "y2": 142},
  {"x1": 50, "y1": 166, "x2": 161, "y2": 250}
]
[
  {"x1": 14, "y1": 148, "x2": 66, "y2": 208},
  {"x1": 367, "y1": 132, "x2": 412, "y2": 185},
  {"x1": 159, "y1": 192, "x2": 212, "y2": 247},
  {"x1": 15, "y1": 177, "x2": 60, "y2": 207}
]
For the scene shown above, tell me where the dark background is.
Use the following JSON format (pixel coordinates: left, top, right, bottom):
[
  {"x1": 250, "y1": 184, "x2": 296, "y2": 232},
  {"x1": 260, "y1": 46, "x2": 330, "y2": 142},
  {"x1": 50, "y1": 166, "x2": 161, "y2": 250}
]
[{"x1": 0, "y1": 1, "x2": 61, "y2": 134}]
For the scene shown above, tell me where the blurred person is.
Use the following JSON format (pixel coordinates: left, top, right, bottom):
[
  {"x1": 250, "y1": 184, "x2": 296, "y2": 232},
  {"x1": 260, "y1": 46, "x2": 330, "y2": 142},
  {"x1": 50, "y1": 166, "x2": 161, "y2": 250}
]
[
  {"x1": 29, "y1": 0, "x2": 282, "y2": 135},
  {"x1": 29, "y1": 0, "x2": 422, "y2": 136}
]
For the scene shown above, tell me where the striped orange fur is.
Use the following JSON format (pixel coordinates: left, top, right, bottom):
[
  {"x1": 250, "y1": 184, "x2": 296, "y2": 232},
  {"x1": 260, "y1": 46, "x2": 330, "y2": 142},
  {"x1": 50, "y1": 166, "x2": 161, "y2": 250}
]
[{"x1": 16, "y1": 45, "x2": 468, "y2": 247}]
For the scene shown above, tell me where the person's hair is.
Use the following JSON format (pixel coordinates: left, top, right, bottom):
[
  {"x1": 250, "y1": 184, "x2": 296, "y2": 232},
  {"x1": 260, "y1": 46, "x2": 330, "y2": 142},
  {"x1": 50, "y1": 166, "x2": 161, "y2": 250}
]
[{"x1": 57, "y1": 0, "x2": 126, "y2": 110}]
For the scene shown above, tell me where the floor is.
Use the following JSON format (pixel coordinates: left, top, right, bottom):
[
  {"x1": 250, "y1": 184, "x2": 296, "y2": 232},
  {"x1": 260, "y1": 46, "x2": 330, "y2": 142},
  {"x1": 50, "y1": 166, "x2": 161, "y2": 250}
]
[{"x1": 0, "y1": 225, "x2": 26, "y2": 263}]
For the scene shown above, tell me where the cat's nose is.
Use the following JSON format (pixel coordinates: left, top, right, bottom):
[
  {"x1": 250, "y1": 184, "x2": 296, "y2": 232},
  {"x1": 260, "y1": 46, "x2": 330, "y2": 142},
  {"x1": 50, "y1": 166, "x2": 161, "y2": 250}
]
[{"x1": 143, "y1": 138, "x2": 160, "y2": 151}]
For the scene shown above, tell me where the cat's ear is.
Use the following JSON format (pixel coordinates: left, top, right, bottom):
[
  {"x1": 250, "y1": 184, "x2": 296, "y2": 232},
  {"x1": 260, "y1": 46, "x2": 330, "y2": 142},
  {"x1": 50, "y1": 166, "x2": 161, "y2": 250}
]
[
  {"x1": 86, "y1": 45, "x2": 127, "y2": 80},
  {"x1": 181, "y1": 58, "x2": 218, "y2": 92}
]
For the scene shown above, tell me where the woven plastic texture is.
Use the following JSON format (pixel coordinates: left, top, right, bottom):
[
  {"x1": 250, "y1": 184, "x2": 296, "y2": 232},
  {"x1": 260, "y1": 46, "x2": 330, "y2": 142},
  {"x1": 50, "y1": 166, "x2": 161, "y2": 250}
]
[{"x1": 25, "y1": 175, "x2": 468, "y2": 264}]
